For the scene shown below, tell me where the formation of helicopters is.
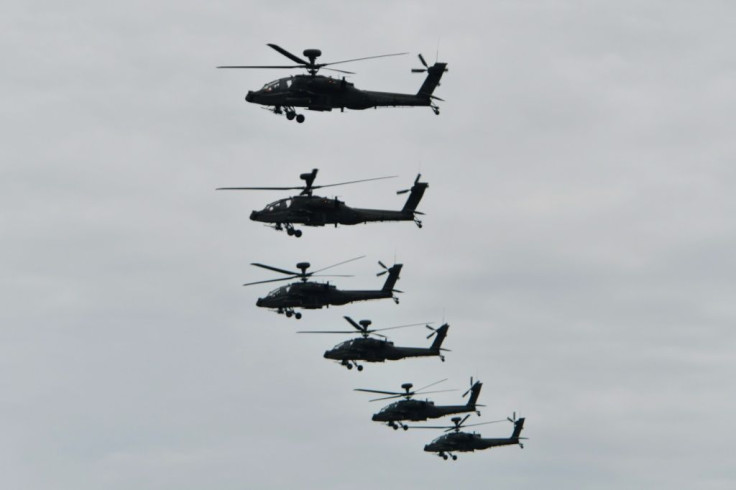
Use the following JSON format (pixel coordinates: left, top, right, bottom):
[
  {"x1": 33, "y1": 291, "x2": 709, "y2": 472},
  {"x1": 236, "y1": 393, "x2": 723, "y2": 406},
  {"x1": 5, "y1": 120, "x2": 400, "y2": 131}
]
[
  {"x1": 218, "y1": 43, "x2": 448, "y2": 122},
  {"x1": 218, "y1": 44, "x2": 528, "y2": 461}
]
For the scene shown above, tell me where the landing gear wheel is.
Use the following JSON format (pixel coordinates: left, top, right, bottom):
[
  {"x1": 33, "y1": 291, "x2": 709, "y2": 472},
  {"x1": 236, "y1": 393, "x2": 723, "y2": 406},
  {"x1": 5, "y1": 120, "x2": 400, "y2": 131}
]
[
  {"x1": 346, "y1": 363, "x2": 353, "y2": 370},
  {"x1": 286, "y1": 112, "x2": 295, "y2": 121},
  {"x1": 392, "y1": 425, "x2": 398, "y2": 430},
  {"x1": 285, "y1": 311, "x2": 293, "y2": 318},
  {"x1": 286, "y1": 228, "x2": 294, "y2": 236},
  {"x1": 294, "y1": 312, "x2": 302, "y2": 320},
  {"x1": 356, "y1": 365, "x2": 363, "y2": 371},
  {"x1": 296, "y1": 114, "x2": 305, "y2": 123},
  {"x1": 294, "y1": 229, "x2": 302, "y2": 237},
  {"x1": 442, "y1": 455, "x2": 448, "y2": 460},
  {"x1": 451, "y1": 455, "x2": 457, "y2": 461},
  {"x1": 402, "y1": 425, "x2": 408, "y2": 431}
]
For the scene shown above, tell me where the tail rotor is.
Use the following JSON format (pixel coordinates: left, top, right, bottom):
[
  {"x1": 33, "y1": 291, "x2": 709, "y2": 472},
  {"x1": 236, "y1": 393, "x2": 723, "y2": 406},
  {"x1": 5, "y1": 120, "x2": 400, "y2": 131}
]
[
  {"x1": 462, "y1": 377, "x2": 474, "y2": 398},
  {"x1": 377, "y1": 261, "x2": 390, "y2": 277},
  {"x1": 412, "y1": 54, "x2": 430, "y2": 73}
]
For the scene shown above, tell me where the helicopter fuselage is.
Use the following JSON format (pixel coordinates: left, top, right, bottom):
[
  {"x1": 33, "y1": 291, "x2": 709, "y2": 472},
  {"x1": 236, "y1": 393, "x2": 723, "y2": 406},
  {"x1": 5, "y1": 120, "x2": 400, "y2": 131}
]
[
  {"x1": 372, "y1": 399, "x2": 475, "y2": 423},
  {"x1": 250, "y1": 195, "x2": 413, "y2": 227},
  {"x1": 245, "y1": 74, "x2": 440, "y2": 112},
  {"x1": 256, "y1": 281, "x2": 393, "y2": 310},
  {"x1": 323, "y1": 338, "x2": 437, "y2": 363},
  {"x1": 424, "y1": 432, "x2": 518, "y2": 453}
]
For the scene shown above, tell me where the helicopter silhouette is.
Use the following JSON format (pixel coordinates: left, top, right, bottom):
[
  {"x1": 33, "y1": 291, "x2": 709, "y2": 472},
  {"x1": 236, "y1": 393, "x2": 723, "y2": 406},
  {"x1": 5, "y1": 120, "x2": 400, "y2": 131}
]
[
  {"x1": 218, "y1": 44, "x2": 448, "y2": 122},
  {"x1": 413, "y1": 413, "x2": 527, "y2": 461},
  {"x1": 217, "y1": 169, "x2": 428, "y2": 237},
  {"x1": 244, "y1": 258, "x2": 402, "y2": 319},
  {"x1": 355, "y1": 378, "x2": 484, "y2": 430},
  {"x1": 299, "y1": 316, "x2": 449, "y2": 370}
]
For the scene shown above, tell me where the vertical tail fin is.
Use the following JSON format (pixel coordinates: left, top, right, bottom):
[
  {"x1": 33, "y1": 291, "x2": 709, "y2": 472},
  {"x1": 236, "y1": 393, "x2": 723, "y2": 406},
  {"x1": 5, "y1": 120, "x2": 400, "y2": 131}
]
[
  {"x1": 400, "y1": 174, "x2": 429, "y2": 213},
  {"x1": 429, "y1": 323, "x2": 449, "y2": 351},
  {"x1": 511, "y1": 418, "x2": 525, "y2": 440},
  {"x1": 465, "y1": 381, "x2": 483, "y2": 409},
  {"x1": 417, "y1": 62, "x2": 448, "y2": 98},
  {"x1": 381, "y1": 264, "x2": 403, "y2": 293}
]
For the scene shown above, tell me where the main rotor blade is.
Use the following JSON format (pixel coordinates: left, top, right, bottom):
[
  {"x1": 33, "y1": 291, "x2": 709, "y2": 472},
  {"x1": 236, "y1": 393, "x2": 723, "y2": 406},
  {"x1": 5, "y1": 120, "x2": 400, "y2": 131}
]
[
  {"x1": 216, "y1": 186, "x2": 307, "y2": 191},
  {"x1": 460, "y1": 419, "x2": 507, "y2": 428},
  {"x1": 217, "y1": 65, "x2": 304, "y2": 69},
  {"x1": 266, "y1": 43, "x2": 309, "y2": 65},
  {"x1": 322, "y1": 67, "x2": 356, "y2": 75},
  {"x1": 414, "y1": 378, "x2": 448, "y2": 393},
  {"x1": 343, "y1": 316, "x2": 364, "y2": 332},
  {"x1": 218, "y1": 176, "x2": 395, "y2": 192},
  {"x1": 354, "y1": 388, "x2": 402, "y2": 396},
  {"x1": 404, "y1": 425, "x2": 451, "y2": 429},
  {"x1": 310, "y1": 274, "x2": 354, "y2": 278},
  {"x1": 242, "y1": 276, "x2": 296, "y2": 287},
  {"x1": 369, "y1": 394, "x2": 408, "y2": 402},
  {"x1": 250, "y1": 263, "x2": 298, "y2": 276},
  {"x1": 323, "y1": 52, "x2": 408, "y2": 67},
  {"x1": 312, "y1": 175, "x2": 397, "y2": 191},
  {"x1": 311, "y1": 255, "x2": 365, "y2": 275},
  {"x1": 297, "y1": 330, "x2": 357, "y2": 334},
  {"x1": 418, "y1": 53, "x2": 428, "y2": 68},
  {"x1": 370, "y1": 322, "x2": 433, "y2": 333},
  {"x1": 413, "y1": 389, "x2": 457, "y2": 396}
]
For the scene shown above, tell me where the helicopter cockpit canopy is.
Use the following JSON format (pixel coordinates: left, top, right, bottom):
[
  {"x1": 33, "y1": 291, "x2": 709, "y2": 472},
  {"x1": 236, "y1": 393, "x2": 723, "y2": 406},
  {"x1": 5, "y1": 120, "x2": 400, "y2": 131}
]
[
  {"x1": 261, "y1": 80, "x2": 280, "y2": 92},
  {"x1": 266, "y1": 285, "x2": 290, "y2": 298},
  {"x1": 378, "y1": 401, "x2": 404, "y2": 412},
  {"x1": 335, "y1": 339, "x2": 355, "y2": 350},
  {"x1": 429, "y1": 434, "x2": 447, "y2": 444},
  {"x1": 264, "y1": 198, "x2": 292, "y2": 212}
]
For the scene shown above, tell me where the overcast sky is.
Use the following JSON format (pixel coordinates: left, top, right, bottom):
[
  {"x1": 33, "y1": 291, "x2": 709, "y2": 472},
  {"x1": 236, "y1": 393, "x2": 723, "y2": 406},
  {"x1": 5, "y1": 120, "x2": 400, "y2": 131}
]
[{"x1": 2, "y1": 1, "x2": 736, "y2": 488}]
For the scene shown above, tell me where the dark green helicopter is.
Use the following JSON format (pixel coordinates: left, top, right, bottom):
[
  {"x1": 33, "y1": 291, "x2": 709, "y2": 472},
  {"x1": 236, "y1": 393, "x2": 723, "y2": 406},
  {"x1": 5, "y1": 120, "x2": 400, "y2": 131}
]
[
  {"x1": 218, "y1": 44, "x2": 448, "y2": 122},
  {"x1": 414, "y1": 413, "x2": 527, "y2": 461},
  {"x1": 299, "y1": 316, "x2": 449, "y2": 370},
  {"x1": 245, "y1": 258, "x2": 402, "y2": 319},
  {"x1": 355, "y1": 378, "x2": 484, "y2": 430},
  {"x1": 218, "y1": 169, "x2": 428, "y2": 237}
]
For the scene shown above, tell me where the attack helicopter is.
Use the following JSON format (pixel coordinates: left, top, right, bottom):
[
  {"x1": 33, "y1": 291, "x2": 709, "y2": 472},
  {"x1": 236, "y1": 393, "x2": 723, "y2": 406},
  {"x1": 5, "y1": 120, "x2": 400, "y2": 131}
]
[
  {"x1": 299, "y1": 316, "x2": 449, "y2": 370},
  {"x1": 414, "y1": 413, "x2": 527, "y2": 461},
  {"x1": 244, "y1": 258, "x2": 402, "y2": 319},
  {"x1": 355, "y1": 378, "x2": 484, "y2": 430},
  {"x1": 218, "y1": 43, "x2": 448, "y2": 122},
  {"x1": 217, "y1": 169, "x2": 428, "y2": 237}
]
